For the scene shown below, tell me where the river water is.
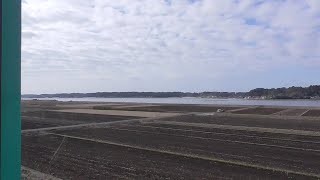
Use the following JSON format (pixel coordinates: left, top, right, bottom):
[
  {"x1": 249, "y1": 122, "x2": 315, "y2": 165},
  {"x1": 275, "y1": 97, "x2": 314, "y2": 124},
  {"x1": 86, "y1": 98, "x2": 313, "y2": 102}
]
[{"x1": 22, "y1": 97, "x2": 320, "y2": 107}]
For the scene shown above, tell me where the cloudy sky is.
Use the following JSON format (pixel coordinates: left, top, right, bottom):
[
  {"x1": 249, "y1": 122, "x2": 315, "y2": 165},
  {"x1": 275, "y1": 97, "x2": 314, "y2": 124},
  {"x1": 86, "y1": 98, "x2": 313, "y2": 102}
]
[{"x1": 22, "y1": 0, "x2": 320, "y2": 94}]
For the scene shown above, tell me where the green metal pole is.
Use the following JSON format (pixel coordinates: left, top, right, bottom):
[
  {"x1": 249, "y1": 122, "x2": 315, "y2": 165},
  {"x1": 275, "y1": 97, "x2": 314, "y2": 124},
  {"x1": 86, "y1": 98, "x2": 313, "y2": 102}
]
[{"x1": 1, "y1": 0, "x2": 21, "y2": 179}]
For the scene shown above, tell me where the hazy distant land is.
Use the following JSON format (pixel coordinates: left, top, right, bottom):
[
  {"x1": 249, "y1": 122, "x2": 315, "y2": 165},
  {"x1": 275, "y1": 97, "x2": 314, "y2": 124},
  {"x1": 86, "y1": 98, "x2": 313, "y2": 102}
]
[{"x1": 22, "y1": 85, "x2": 320, "y2": 100}]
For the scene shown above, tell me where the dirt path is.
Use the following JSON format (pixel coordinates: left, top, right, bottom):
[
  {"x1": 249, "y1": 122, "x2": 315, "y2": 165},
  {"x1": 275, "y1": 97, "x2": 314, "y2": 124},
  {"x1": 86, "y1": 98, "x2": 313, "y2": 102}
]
[
  {"x1": 22, "y1": 117, "x2": 153, "y2": 133},
  {"x1": 22, "y1": 166, "x2": 61, "y2": 180},
  {"x1": 53, "y1": 109, "x2": 181, "y2": 118}
]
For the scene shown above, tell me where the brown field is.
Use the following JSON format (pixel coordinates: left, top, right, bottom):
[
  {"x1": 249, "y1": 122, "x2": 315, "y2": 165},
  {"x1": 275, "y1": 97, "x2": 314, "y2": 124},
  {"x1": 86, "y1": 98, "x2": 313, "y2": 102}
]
[
  {"x1": 22, "y1": 111, "x2": 136, "y2": 130},
  {"x1": 158, "y1": 113, "x2": 320, "y2": 131},
  {"x1": 274, "y1": 109, "x2": 309, "y2": 116},
  {"x1": 93, "y1": 104, "x2": 240, "y2": 112},
  {"x1": 303, "y1": 109, "x2": 320, "y2": 117},
  {"x1": 22, "y1": 100, "x2": 320, "y2": 179},
  {"x1": 231, "y1": 107, "x2": 285, "y2": 115},
  {"x1": 53, "y1": 109, "x2": 181, "y2": 118}
]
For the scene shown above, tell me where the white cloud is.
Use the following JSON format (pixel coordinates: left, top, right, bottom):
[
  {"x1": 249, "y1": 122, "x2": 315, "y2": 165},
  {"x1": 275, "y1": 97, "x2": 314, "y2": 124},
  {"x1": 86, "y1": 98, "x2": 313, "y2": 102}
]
[{"x1": 22, "y1": 0, "x2": 320, "y2": 93}]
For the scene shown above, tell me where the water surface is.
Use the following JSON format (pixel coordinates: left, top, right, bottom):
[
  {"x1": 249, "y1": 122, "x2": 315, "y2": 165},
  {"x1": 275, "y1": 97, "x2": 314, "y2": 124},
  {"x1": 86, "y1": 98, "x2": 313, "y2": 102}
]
[{"x1": 22, "y1": 97, "x2": 320, "y2": 107}]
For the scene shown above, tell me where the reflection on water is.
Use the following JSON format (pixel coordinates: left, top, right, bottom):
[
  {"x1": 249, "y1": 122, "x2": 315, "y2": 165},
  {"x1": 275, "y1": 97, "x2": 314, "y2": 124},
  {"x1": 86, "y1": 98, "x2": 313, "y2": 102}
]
[{"x1": 22, "y1": 97, "x2": 320, "y2": 107}]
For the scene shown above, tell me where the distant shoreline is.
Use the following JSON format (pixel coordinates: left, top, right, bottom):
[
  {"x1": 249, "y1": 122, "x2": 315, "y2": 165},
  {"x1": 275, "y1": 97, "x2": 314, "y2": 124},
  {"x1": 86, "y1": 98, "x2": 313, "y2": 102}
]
[
  {"x1": 22, "y1": 85, "x2": 320, "y2": 100},
  {"x1": 21, "y1": 97, "x2": 320, "y2": 108},
  {"x1": 22, "y1": 96, "x2": 320, "y2": 100}
]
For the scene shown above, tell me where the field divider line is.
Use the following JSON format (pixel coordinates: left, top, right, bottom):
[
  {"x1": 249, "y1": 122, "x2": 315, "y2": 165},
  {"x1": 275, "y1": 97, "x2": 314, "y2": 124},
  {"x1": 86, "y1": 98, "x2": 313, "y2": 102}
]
[
  {"x1": 22, "y1": 118, "x2": 150, "y2": 133},
  {"x1": 51, "y1": 109, "x2": 182, "y2": 118},
  {"x1": 104, "y1": 127, "x2": 320, "y2": 152},
  {"x1": 201, "y1": 112, "x2": 320, "y2": 121},
  {"x1": 227, "y1": 107, "x2": 256, "y2": 112},
  {"x1": 271, "y1": 109, "x2": 292, "y2": 115},
  {"x1": 154, "y1": 121, "x2": 320, "y2": 137},
  {"x1": 47, "y1": 132, "x2": 320, "y2": 179},
  {"x1": 122, "y1": 124, "x2": 320, "y2": 144},
  {"x1": 21, "y1": 116, "x2": 90, "y2": 125},
  {"x1": 299, "y1": 109, "x2": 310, "y2": 116},
  {"x1": 22, "y1": 114, "x2": 185, "y2": 134},
  {"x1": 49, "y1": 137, "x2": 66, "y2": 164}
]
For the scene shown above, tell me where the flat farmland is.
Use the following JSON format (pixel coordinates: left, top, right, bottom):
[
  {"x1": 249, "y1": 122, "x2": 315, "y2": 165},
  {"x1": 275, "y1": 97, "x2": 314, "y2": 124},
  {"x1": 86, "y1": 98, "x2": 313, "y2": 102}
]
[
  {"x1": 231, "y1": 107, "x2": 285, "y2": 115},
  {"x1": 274, "y1": 109, "x2": 308, "y2": 116},
  {"x1": 303, "y1": 109, "x2": 320, "y2": 117},
  {"x1": 94, "y1": 104, "x2": 240, "y2": 112},
  {"x1": 22, "y1": 133, "x2": 313, "y2": 180},
  {"x1": 54, "y1": 109, "x2": 181, "y2": 118},
  {"x1": 49, "y1": 120, "x2": 320, "y2": 176},
  {"x1": 158, "y1": 114, "x2": 320, "y2": 131},
  {"x1": 21, "y1": 100, "x2": 320, "y2": 179},
  {"x1": 22, "y1": 111, "x2": 137, "y2": 130}
]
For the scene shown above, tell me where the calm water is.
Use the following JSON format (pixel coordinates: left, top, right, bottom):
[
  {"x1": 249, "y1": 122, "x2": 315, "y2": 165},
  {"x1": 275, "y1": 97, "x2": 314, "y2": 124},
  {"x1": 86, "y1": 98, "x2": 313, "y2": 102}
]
[{"x1": 23, "y1": 97, "x2": 320, "y2": 107}]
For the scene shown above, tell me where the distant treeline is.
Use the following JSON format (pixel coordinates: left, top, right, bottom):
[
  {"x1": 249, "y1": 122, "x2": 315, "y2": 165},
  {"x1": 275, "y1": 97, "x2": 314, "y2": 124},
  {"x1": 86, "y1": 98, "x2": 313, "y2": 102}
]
[
  {"x1": 22, "y1": 91, "x2": 246, "y2": 98},
  {"x1": 22, "y1": 85, "x2": 320, "y2": 99},
  {"x1": 247, "y1": 85, "x2": 320, "y2": 99}
]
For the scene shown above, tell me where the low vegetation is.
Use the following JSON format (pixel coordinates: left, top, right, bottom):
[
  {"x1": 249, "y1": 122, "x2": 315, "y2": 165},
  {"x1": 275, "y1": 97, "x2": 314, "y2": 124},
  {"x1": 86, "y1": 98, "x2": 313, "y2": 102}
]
[{"x1": 22, "y1": 85, "x2": 320, "y2": 99}]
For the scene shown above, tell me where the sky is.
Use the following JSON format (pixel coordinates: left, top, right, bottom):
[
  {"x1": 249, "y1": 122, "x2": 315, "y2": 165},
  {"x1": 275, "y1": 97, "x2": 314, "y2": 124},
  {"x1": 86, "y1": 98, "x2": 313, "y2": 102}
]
[{"x1": 22, "y1": 0, "x2": 320, "y2": 94}]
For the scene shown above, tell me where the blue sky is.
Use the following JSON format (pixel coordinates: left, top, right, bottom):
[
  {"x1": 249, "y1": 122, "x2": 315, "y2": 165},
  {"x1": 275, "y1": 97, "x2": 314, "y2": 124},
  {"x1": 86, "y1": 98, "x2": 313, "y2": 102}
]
[{"x1": 21, "y1": 0, "x2": 320, "y2": 94}]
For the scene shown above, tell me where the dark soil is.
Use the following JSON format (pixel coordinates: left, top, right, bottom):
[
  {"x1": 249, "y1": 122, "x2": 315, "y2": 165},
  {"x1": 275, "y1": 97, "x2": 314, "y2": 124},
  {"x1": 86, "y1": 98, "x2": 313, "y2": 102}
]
[
  {"x1": 52, "y1": 122, "x2": 320, "y2": 176},
  {"x1": 94, "y1": 105, "x2": 239, "y2": 113},
  {"x1": 232, "y1": 107, "x2": 285, "y2": 115},
  {"x1": 303, "y1": 110, "x2": 320, "y2": 117},
  {"x1": 278, "y1": 109, "x2": 307, "y2": 116},
  {"x1": 158, "y1": 114, "x2": 320, "y2": 131},
  {"x1": 22, "y1": 134, "x2": 314, "y2": 180},
  {"x1": 137, "y1": 122, "x2": 320, "y2": 142},
  {"x1": 22, "y1": 103, "x2": 320, "y2": 179},
  {"x1": 22, "y1": 119, "x2": 61, "y2": 130},
  {"x1": 23, "y1": 111, "x2": 135, "y2": 123},
  {"x1": 22, "y1": 111, "x2": 136, "y2": 130}
]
